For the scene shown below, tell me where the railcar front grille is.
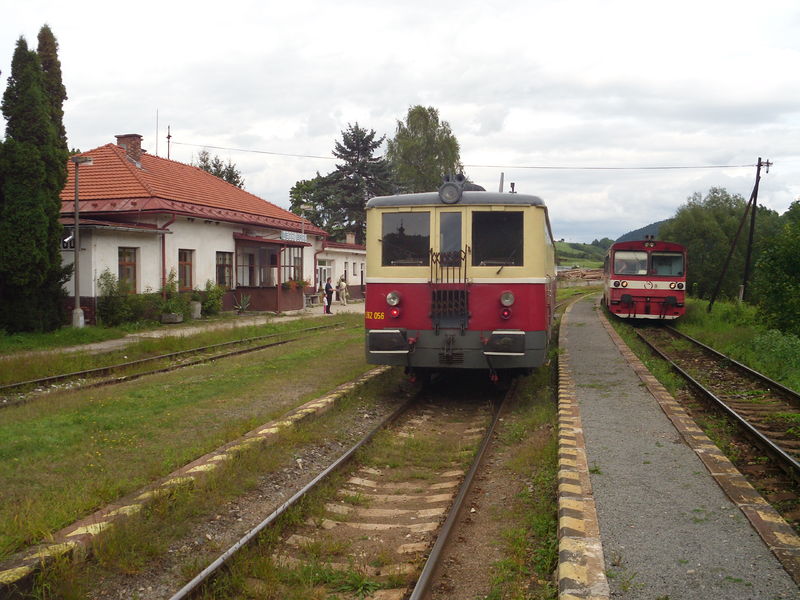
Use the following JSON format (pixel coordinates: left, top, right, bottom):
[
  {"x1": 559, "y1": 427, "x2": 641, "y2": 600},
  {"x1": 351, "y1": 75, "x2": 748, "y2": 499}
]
[{"x1": 430, "y1": 290, "x2": 469, "y2": 319}]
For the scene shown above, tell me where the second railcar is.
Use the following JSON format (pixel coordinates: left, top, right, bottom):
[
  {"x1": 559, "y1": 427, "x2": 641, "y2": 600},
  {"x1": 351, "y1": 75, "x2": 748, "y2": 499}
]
[
  {"x1": 603, "y1": 238, "x2": 687, "y2": 320},
  {"x1": 364, "y1": 181, "x2": 556, "y2": 379}
]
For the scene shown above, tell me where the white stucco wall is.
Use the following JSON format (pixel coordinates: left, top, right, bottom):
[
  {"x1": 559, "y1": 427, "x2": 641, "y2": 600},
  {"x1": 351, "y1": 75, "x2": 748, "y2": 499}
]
[{"x1": 62, "y1": 216, "x2": 326, "y2": 297}]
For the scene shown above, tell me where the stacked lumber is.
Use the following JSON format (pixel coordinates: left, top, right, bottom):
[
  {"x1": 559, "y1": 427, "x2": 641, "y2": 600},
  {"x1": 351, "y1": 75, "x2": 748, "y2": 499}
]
[{"x1": 556, "y1": 268, "x2": 603, "y2": 281}]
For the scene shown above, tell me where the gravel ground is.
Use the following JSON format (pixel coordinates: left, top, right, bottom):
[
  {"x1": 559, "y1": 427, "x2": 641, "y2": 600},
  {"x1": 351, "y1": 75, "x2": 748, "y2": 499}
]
[{"x1": 564, "y1": 297, "x2": 798, "y2": 599}]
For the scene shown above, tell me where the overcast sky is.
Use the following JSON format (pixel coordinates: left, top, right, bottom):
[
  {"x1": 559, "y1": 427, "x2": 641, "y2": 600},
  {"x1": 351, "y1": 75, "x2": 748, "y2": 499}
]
[{"x1": 3, "y1": 0, "x2": 799, "y2": 242}]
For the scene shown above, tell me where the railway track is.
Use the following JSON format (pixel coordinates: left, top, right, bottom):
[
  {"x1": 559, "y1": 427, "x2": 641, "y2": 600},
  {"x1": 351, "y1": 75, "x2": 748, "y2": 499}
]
[
  {"x1": 168, "y1": 376, "x2": 511, "y2": 600},
  {"x1": 636, "y1": 326, "x2": 800, "y2": 485},
  {"x1": 0, "y1": 323, "x2": 345, "y2": 406}
]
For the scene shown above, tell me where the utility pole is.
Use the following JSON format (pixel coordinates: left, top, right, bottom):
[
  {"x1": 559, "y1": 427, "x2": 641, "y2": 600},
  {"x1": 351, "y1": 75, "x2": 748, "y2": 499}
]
[
  {"x1": 707, "y1": 157, "x2": 771, "y2": 312},
  {"x1": 740, "y1": 157, "x2": 771, "y2": 302}
]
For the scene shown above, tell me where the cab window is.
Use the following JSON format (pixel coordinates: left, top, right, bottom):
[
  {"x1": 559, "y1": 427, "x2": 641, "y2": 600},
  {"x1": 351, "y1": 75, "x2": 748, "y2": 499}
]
[
  {"x1": 651, "y1": 252, "x2": 684, "y2": 276},
  {"x1": 614, "y1": 251, "x2": 647, "y2": 275},
  {"x1": 472, "y1": 211, "x2": 523, "y2": 267},
  {"x1": 439, "y1": 212, "x2": 462, "y2": 266},
  {"x1": 381, "y1": 212, "x2": 430, "y2": 266}
]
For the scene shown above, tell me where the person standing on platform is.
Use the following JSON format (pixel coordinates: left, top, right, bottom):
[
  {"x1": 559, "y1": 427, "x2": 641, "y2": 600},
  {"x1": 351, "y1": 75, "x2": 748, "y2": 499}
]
[
  {"x1": 324, "y1": 277, "x2": 334, "y2": 314},
  {"x1": 337, "y1": 276, "x2": 348, "y2": 306}
]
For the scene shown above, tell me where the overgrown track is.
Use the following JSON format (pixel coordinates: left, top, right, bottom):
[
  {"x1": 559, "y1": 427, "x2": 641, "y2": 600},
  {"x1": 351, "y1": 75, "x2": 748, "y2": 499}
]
[
  {"x1": 637, "y1": 326, "x2": 800, "y2": 483},
  {"x1": 171, "y1": 375, "x2": 513, "y2": 600},
  {"x1": 0, "y1": 323, "x2": 345, "y2": 407}
]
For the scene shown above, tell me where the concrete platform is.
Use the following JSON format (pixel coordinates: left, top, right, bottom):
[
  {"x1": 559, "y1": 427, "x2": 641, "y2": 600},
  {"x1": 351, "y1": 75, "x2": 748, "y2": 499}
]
[{"x1": 557, "y1": 295, "x2": 799, "y2": 599}]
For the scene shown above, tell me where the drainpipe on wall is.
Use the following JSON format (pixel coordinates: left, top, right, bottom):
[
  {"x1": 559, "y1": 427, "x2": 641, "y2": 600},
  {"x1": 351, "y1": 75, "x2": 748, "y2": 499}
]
[{"x1": 160, "y1": 214, "x2": 177, "y2": 298}]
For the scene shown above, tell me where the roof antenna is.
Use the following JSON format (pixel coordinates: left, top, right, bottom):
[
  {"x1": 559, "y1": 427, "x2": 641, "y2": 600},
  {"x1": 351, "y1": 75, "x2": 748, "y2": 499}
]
[
  {"x1": 155, "y1": 109, "x2": 159, "y2": 156},
  {"x1": 167, "y1": 125, "x2": 172, "y2": 160}
]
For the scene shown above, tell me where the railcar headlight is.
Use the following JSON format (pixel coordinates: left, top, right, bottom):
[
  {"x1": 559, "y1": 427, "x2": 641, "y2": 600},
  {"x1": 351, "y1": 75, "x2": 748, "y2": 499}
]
[
  {"x1": 386, "y1": 291, "x2": 401, "y2": 306},
  {"x1": 613, "y1": 281, "x2": 620, "y2": 288},
  {"x1": 500, "y1": 291, "x2": 515, "y2": 307},
  {"x1": 438, "y1": 182, "x2": 462, "y2": 204},
  {"x1": 677, "y1": 283, "x2": 684, "y2": 290},
  {"x1": 669, "y1": 282, "x2": 676, "y2": 289},
  {"x1": 621, "y1": 281, "x2": 628, "y2": 288}
]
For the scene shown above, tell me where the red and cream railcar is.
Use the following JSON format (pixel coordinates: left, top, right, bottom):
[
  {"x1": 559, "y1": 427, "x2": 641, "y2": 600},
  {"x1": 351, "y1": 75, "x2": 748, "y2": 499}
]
[
  {"x1": 603, "y1": 238, "x2": 687, "y2": 320},
  {"x1": 364, "y1": 181, "x2": 556, "y2": 379}
]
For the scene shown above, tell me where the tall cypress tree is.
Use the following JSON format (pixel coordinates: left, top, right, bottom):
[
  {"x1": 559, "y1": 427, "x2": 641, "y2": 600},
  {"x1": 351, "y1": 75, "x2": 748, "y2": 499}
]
[{"x1": 0, "y1": 34, "x2": 68, "y2": 332}]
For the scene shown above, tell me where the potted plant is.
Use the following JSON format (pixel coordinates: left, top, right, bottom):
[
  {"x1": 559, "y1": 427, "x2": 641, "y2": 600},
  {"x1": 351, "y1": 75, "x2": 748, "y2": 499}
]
[
  {"x1": 160, "y1": 296, "x2": 185, "y2": 323},
  {"x1": 189, "y1": 288, "x2": 202, "y2": 319}
]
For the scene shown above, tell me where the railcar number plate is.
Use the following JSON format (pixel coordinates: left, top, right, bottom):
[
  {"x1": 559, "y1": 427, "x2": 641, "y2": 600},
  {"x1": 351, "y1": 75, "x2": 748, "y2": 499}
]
[{"x1": 366, "y1": 311, "x2": 385, "y2": 320}]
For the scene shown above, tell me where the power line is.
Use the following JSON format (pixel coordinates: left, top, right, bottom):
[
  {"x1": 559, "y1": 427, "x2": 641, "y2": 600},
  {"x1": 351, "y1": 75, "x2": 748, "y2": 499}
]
[
  {"x1": 170, "y1": 140, "x2": 334, "y2": 161},
  {"x1": 463, "y1": 163, "x2": 756, "y2": 170},
  {"x1": 170, "y1": 139, "x2": 757, "y2": 171}
]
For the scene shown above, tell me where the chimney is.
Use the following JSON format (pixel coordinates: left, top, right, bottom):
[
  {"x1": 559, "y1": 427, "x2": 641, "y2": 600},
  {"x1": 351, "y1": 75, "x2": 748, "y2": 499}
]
[
  {"x1": 115, "y1": 134, "x2": 143, "y2": 164},
  {"x1": 345, "y1": 232, "x2": 356, "y2": 245}
]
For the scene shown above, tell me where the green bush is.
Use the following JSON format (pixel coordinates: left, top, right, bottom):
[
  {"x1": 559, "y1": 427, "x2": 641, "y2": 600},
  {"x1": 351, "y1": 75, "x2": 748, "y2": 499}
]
[
  {"x1": 201, "y1": 280, "x2": 225, "y2": 316},
  {"x1": 160, "y1": 269, "x2": 190, "y2": 318},
  {"x1": 126, "y1": 291, "x2": 164, "y2": 322},
  {"x1": 96, "y1": 269, "x2": 133, "y2": 326}
]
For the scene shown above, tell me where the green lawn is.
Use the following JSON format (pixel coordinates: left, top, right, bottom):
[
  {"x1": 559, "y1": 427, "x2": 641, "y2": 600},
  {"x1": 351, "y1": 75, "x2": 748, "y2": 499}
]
[{"x1": 0, "y1": 315, "x2": 369, "y2": 559}]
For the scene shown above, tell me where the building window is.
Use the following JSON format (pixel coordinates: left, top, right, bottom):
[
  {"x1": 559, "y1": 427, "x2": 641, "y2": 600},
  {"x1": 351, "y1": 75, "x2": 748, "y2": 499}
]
[
  {"x1": 280, "y1": 246, "x2": 303, "y2": 282},
  {"x1": 178, "y1": 249, "x2": 194, "y2": 290},
  {"x1": 216, "y1": 252, "x2": 233, "y2": 288},
  {"x1": 118, "y1": 247, "x2": 137, "y2": 293},
  {"x1": 237, "y1": 252, "x2": 255, "y2": 286}
]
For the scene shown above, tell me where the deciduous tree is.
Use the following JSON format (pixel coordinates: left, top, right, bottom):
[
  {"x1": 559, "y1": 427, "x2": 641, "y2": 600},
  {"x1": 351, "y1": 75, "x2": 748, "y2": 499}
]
[
  {"x1": 386, "y1": 105, "x2": 462, "y2": 193},
  {"x1": 754, "y1": 220, "x2": 800, "y2": 334},
  {"x1": 659, "y1": 187, "x2": 782, "y2": 301}
]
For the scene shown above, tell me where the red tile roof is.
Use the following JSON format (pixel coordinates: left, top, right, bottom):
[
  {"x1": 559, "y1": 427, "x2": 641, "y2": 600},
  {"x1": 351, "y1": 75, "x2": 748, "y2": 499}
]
[{"x1": 60, "y1": 143, "x2": 325, "y2": 235}]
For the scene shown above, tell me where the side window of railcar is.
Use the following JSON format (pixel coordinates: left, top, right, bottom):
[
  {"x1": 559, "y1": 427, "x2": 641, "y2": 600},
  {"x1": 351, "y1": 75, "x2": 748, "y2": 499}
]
[
  {"x1": 472, "y1": 211, "x2": 524, "y2": 267},
  {"x1": 614, "y1": 251, "x2": 648, "y2": 275},
  {"x1": 381, "y1": 212, "x2": 430, "y2": 266},
  {"x1": 651, "y1": 252, "x2": 684, "y2": 276}
]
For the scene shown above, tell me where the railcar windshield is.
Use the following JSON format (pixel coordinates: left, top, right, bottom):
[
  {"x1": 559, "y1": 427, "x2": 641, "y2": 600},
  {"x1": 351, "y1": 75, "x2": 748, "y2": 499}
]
[
  {"x1": 651, "y1": 252, "x2": 684, "y2": 276},
  {"x1": 472, "y1": 211, "x2": 524, "y2": 267},
  {"x1": 614, "y1": 251, "x2": 648, "y2": 275},
  {"x1": 381, "y1": 212, "x2": 430, "y2": 266}
]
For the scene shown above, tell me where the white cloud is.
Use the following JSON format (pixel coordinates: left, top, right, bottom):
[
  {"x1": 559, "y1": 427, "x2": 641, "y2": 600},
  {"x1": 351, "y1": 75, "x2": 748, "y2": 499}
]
[{"x1": 2, "y1": 0, "x2": 799, "y2": 241}]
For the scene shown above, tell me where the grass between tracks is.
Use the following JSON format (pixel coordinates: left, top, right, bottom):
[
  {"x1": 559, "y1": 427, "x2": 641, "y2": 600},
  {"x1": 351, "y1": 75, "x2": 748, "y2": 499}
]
[
  {"x1": 0, "y1": 314, "x2": 367, "y2": 562},
  {"x1": 485, "y1": 363, "x2": 559, "y2": 600},
  {"x1": 0, "y1": 313, "x2": 257, "y2": 356},
  {"x1": 0, "y1": 315, "x2": 348, "y2": 386}
]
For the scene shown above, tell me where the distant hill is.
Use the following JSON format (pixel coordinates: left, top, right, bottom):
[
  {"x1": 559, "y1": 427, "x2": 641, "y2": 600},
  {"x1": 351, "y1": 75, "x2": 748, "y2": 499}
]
[
  {"x1": 555, "y1": 240, "x2": 608, "y2": 268},
  {"x1": 615, "y1": 219, "x2": 672, "y2": 242}
]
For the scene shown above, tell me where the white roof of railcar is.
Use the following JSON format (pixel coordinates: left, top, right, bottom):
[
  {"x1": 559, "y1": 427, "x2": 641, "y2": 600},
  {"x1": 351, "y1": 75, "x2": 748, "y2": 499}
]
[{"x1": 366, "y1": 191, "x2": 546, "y2": 209}]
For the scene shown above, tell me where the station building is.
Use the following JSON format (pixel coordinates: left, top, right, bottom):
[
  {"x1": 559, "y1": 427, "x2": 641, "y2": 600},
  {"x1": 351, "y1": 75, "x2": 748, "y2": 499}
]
[{"x1": 59, "y1": 134, "x2": 364, "y2": 322}]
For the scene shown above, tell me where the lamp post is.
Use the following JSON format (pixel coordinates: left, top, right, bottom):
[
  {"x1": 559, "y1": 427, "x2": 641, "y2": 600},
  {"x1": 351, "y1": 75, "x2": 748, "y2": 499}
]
[
  {"x1": 71, "y1": 155, "x2": 93, "y2": 328},
  {"x1": 298, "y1": 203, "x2": 312, "y2": 288}
]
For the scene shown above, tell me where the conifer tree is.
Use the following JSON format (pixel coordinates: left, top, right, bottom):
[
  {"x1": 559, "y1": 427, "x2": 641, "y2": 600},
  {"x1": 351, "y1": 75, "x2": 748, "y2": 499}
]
[
  {"x1": 290, "y1": 124, "x2": 393, "y2": 243},
  {"x1": 0, "y1": 32, "x2": 69, "y2": 332}
]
